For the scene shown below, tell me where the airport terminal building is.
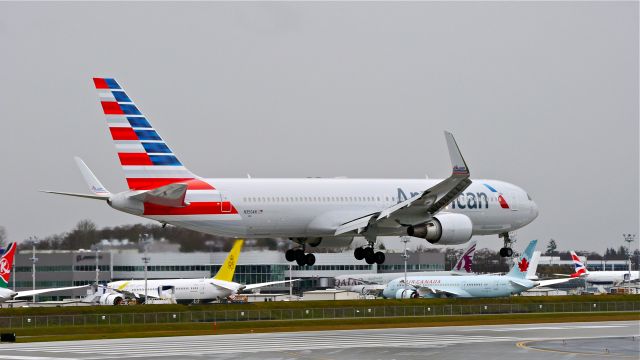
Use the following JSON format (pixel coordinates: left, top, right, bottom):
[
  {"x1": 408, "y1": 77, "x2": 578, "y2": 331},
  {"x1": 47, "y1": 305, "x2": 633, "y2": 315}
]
[{"x1": 11, "y1": 247, "x2": 445, "y2": 300}]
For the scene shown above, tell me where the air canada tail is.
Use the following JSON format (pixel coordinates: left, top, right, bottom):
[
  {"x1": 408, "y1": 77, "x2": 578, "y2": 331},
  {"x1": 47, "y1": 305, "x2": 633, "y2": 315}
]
[
  {"x1": 213, "y1": 240, "x2": 244, "y2": 282},
  {"x1": 0, "y1": 243, "x2": 17, "y2": 288},
  {"x1": 506, "y1": 240, "x2": 537, "y2": 279},
  {"x1": 93, "y1": 78, "x2": 199, "y2": 190}
]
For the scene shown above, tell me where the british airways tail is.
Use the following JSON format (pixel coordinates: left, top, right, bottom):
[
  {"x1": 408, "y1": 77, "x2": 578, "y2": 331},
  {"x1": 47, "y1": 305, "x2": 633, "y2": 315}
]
[
  {"x1": 570, "y1": 251, "x2": 589, "y2": 277},
  {"x1": 92, "y1": 77, "x2": 199, "y2": 190},
  {"x1": 506, "y1": 240, "x2": 537, "y2": 279}
]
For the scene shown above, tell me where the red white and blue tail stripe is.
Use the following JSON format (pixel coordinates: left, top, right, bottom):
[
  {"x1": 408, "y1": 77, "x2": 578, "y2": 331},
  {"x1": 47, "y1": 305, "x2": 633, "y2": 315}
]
[
  {"x1": 93, "y1": 78, "x2": 198, "y2": 190},
  {"x1": 569, "y1": 251, "x2": 588, "y2": 277}
]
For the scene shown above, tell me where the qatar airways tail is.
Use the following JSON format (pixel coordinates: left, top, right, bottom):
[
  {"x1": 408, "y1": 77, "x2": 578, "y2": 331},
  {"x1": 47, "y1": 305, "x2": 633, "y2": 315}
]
[{"x1": 44, "y1": 78, "x2": 539, "y2": 266}]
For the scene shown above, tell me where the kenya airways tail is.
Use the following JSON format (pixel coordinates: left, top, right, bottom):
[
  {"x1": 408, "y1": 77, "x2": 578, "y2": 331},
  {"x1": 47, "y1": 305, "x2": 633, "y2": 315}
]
[
  {"x1": 0, "y1": 243, "x2": 17, "y2": 289},
  {"x1": 0, "y1": 243, "x2": 88, "y2": 303}
]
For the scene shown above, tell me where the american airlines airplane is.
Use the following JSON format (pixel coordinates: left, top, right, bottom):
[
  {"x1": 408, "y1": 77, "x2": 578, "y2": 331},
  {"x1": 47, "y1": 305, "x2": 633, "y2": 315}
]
[
  {"x1": 334, "y1": 240, "x2": 478, "y2": 294},
  {"x1": 570, "y1": 251, "x2": 639, "y2": 285},
  {"x1": 93, "y1": 240, "x2": 296, "y2": 305},
  {"x1": 45, "y1": 78, "x2": 539, "y2": 267},
  {"x1": 382, "y1": 240, "x2": 571, "y2": 299},
  {"x1": 0, "y1": 243, "x2": 88, "y2": 303}
]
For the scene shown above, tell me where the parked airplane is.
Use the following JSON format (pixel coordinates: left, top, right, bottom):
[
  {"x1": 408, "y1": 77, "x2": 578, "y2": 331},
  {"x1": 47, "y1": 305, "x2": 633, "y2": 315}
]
[
  {"x1": 44, "y1": 78, "x2": 539, "y2": 266},
  {"x1": 569, "y1": 251, "x2": 639, "y2": 285},
  {"x1": 382, "y1": 240, "x2": 571, "y2": 298},
  {"x1": 94, "y1": 239, "x2": 296, "y2": 305},
  {"x1": 0, "y1": 243, "x2": 88, "y2": 303},
  {"x1": 334, "y1": 240, "x2": 478, "y2": 294}
]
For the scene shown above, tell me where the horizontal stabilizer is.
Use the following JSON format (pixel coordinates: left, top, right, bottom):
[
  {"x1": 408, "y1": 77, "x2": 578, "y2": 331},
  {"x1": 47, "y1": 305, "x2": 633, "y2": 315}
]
[
  {"x1": 131, "y1": 183, "x2": 188, "y2": 207},
  {"x1": 40, "y1": 190, "x2": 109, "y2": 200}
]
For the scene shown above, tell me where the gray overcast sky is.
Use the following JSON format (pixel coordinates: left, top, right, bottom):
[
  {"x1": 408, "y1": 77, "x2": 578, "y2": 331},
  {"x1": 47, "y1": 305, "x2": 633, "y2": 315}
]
[{"x1": 0, "y1": 2, "x2": 637, "y2": 253}]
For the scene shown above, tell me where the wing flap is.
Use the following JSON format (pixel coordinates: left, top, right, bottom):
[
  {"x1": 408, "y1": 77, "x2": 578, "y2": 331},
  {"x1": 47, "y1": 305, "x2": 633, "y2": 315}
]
[{"x1": 335, "y1": 214, "x2": 376, "y2": 236}]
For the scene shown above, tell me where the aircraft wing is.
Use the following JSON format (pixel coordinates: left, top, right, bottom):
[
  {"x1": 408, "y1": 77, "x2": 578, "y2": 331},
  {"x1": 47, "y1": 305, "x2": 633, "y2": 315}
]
[
  {"x1": 13, "y1": 285, "x2": 89, "y2": 299},
  {"x1": 536, "y1": 278, "x2": 574, "y2": 287},
  {"x1": 416, "y1": 285, "x2": 471, "y2": 298},
  {"x1": 335, "y1": 132, "x2": 471, "y2": 235},
  {"x1": 243, "y1": 279, "x2": 301, "y2": 291}
]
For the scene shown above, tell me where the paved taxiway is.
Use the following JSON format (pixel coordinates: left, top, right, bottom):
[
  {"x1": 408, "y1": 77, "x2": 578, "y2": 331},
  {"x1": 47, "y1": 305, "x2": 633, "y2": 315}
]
[{"x1": 0, "y1": 321, "x2": 637, "y2": 359}]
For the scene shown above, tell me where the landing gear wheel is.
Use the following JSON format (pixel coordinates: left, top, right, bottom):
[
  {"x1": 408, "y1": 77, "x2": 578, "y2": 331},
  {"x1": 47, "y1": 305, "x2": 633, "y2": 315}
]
[
  {"x1": 294, "y1": 249, "x2": 305, "y2": 261},
  {"x1": 499, "y1": 248, "x2": 508, "y2": 257},
  {"x1": 354, "y1": 247, "x2": 365, "y2": 260},
  {"x1": 363, "y1": 247, "x2": 374, "y2": 259},
  {"x1": 285, "y1": 249, "x2": 296, "y2": 262},
  {"x1": 374, "y1": 252, "x2": 385, "y2": 264},
  {"x1": 305, "y1": 253, "x2": 316, "y2": 266},
  {"x1": 365, "y1": 253, "x2": 376, "y2": 265},
  {"x1": 506, "y1": 248, "x2": 513, "y2": 257},
  {"x1": 296, "y1": 256, "x2": 306, "y2": 266}
]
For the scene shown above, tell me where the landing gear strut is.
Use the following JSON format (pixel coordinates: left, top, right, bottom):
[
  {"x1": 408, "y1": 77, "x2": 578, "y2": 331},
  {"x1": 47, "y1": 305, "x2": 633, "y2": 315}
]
[
  {"x1": 285, "y1": 247, "x2": 316, "y2": 267},
  {"x1": 499, "y1": 232, "x2": 513, "y2": 257},
  {"x1": 354, "y1": 243, "x2": 385, "y2": 265}
]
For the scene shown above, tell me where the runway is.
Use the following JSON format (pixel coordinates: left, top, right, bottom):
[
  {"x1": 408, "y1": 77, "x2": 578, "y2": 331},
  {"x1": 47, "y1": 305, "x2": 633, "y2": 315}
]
[{"x1": 0, "y1": 321, "x2": 637, "y2": 360}]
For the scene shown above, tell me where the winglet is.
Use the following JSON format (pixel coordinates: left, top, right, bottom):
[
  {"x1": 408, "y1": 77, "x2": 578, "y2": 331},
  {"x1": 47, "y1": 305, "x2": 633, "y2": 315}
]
[
  {"x1": 444, "y1": 131, "x2": 470, "y2": 177},
  {"x1": 74, "y1": 157, "x2": 111, "y2": 197}
]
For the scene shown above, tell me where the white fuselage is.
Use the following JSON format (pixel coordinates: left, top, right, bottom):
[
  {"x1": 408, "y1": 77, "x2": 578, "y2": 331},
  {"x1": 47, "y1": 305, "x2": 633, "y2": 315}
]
[
  {"x1": 584, "y1": 271, "x2": 640, "y2": 285},
  {"x1": 334, "y1": 271, "x2": 457, "y2": 293},
  {"x1": 383, "y1": 274, "x2": 535, "y2": 298},
  {"x1": 108, "y1": 278, "x2": 237, "y2": 303},
  {"x1": 114, "y1": 178, "x2": 538, "y2": 247}
]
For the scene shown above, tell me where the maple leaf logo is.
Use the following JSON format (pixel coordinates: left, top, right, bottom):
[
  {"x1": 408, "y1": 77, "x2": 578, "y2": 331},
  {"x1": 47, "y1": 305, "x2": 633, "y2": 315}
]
[{"x1": 518, "y1": 257, "x2": 529, "y2": 272}]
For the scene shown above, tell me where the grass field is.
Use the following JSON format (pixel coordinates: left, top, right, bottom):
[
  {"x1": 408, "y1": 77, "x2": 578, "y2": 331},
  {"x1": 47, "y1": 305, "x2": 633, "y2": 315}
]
[
  {"x1": 1, "y1": 294, "x2": 637, "y2": 317},
  {"x1": 7, "y1": 311, "x2": 638, "y2": 343}
]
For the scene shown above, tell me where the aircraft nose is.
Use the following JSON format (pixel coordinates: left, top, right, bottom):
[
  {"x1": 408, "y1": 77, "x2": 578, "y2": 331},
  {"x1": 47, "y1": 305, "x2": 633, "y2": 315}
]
[{"x1": 531, "y1": 201, "x2": 539, "y2": 219}]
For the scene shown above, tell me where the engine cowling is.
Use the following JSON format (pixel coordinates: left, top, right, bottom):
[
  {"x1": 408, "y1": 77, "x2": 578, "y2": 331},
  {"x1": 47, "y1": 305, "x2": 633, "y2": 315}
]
[
  {"x1": 99, "y1": 293, "x2": 124, "y2": 305},
  {"x1": 407, "y1": 213, "x2": 473, "y2": 245},
  {"x1": 395, "y1": 289, "x2": 418, "y2": 299}
]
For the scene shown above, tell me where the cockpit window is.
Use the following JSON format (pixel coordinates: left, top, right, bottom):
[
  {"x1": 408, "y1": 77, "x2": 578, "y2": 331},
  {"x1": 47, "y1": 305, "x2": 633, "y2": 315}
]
[{"x1": 526, "y1": 193, "x2": 532, "y2": 201}]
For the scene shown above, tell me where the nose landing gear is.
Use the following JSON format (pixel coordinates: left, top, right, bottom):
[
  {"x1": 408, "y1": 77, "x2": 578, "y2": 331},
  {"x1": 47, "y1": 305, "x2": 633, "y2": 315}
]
[
  {"x1": 499, "y1": 232, "x2": 513, "y2": 257},
  {"x1": 285, "y1": 248, "x2": 316, "y2": 266}
]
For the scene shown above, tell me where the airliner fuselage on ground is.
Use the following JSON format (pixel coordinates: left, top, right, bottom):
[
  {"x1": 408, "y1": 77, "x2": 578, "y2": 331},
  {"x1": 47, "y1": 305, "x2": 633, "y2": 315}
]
[{"x1": 45, "y1": 78, "x2": 539, "y2": 266}]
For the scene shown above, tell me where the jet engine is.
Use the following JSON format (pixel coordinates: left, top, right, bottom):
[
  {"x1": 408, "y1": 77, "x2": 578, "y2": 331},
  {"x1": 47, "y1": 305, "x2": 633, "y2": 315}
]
[
  {"x1": 406, "y1": 213, "x2": 473, "y2": 245},
  {"x1": 99, "y1": 293, "x2": 124, "y2": 305},
  {"x1": 395, "y1": 289, "x2": 418, "y2": 299}
]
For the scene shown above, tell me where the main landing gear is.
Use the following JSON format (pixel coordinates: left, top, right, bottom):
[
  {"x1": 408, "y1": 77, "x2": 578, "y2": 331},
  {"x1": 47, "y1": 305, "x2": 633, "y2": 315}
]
[
  {"x1": 285, "y1": 248, "x2": 316, "y2": 267},
  {"x1": 354, "y1": 246, "x2": 385, "y2": 265},
  {"x1": 499, "y1": 232, "x2": 513, "y2": 257}
]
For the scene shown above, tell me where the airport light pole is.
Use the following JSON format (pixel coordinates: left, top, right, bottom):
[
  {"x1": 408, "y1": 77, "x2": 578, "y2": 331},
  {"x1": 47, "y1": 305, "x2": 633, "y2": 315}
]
[
  {"x1": 95, "y1": 248, "x2": 100, "y2": 289},
  {"x1": 623, "y1": 233, "x2": 636, "y2": 292},
  {"x1": 401, "y1": 236, "x2": 410, "y2": 296},
  {"x1": 140, "y1": 233, "x2": 150, "y2": 304},
  {"x1": 30, "y1": 244, "x2": 38, "y2": 303}
]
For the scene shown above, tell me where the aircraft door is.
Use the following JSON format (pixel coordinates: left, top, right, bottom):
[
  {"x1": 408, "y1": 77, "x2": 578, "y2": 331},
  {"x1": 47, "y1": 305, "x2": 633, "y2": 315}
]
[{"x1": 220, "y1": 192, "x2": 232, "y2": 213}]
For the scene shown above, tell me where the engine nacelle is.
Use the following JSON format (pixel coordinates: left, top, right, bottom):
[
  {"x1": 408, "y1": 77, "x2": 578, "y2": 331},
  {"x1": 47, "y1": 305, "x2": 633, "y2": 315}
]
[
  {"x1": 99, "y1": 293, "x2": 124, "y2": 306},
  {"x1": 395, "y1": 289, "x2": 418, "y2": 299},
  {"x1": 407, "y1": 213, "x2": 473, "y2": 245}
]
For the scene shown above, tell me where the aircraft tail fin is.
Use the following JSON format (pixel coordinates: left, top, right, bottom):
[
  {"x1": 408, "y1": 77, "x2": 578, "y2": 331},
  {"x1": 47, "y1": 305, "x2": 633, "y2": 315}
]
[
  {"x1": 526, "y1": 251, "x2": 541, "y2": 280},
  {"x1": 451, "y1": 240, "x2": 477, "y2": 274},
  {"x1": 92, "y1": 77, "x2": 199, "y2": 190},
  {"x1": 213, "y1": 240, "x2": 243, "y2": 282},
  {"x1": 0, "y1": 242, "x2": 17, "y2": 288},
  {"x1": 506, "y1": 240, "x2": 537, "y2": 279},
  {"x1": 570, "y1": 251, "x2": 589, "y2": 277}
]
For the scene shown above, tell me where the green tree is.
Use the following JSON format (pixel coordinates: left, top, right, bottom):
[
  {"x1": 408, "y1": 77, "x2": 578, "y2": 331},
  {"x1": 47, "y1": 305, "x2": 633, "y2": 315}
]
[{"x1": 545, "y1": 239, "x2": 558, "y2": 255}]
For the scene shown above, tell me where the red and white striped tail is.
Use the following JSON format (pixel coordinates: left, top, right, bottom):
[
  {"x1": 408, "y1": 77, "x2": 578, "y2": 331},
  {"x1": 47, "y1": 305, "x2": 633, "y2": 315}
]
[{"x1": 93, "y1": 78, "x2": 199, "y2": 190}]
